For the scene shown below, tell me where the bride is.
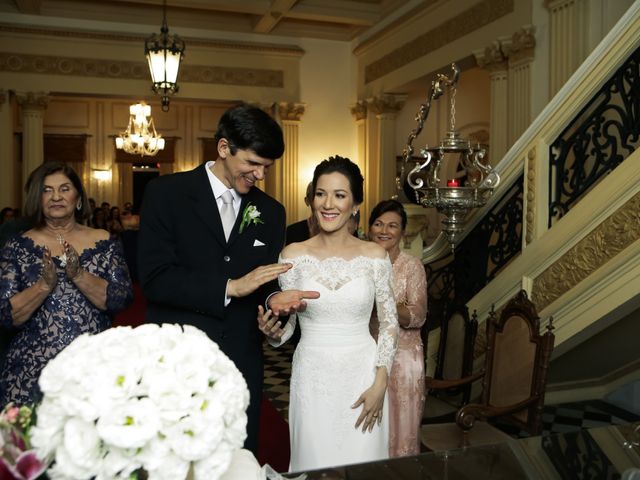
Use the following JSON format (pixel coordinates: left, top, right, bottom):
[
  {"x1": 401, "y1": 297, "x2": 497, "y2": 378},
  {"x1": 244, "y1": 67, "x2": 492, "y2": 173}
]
[{"x1": 258, "y1": 156, "x2": 399, "y2": 472}]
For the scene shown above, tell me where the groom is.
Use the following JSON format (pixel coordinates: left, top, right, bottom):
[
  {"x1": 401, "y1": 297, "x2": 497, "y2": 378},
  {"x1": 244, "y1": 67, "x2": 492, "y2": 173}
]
[{"x1": 138, "y1": 104, "x2": 317, "y2": 453}]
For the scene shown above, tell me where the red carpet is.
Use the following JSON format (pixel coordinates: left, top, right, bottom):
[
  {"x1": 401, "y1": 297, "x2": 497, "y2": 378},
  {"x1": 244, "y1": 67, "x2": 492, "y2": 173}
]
[{"x1": 113, "y1": 283, "x2": 290, "y2": 471}]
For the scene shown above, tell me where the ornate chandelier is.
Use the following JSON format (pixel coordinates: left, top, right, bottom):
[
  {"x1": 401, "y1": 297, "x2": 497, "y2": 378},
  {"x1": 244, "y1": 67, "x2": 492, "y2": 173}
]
[
  {"x1": 399, "y1": 63, "x2": 500, "y2": 250},
  {"x1": 115, "y1": 102, "x2": 165, "y2": 157},
  {"x1": 145, "y1": 0, "x2": 185, "y2": 112}
]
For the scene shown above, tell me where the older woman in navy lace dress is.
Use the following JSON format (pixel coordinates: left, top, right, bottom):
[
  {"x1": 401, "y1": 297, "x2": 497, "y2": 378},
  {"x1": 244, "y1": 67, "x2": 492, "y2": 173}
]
[{"x1": 0, "y1": 162, "x2": 133, "y2": 405}]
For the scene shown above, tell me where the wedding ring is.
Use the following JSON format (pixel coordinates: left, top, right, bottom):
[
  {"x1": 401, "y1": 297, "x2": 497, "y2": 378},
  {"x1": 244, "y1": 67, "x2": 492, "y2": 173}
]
[{"x1": 372, "y1": 414, "x2": 378, "y2": 418}]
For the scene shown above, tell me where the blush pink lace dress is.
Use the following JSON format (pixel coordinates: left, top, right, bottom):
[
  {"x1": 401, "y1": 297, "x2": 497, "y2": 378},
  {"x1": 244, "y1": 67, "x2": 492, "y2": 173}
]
[{"x1": 370, "y1": 251, "x2": 427, "y2": 457}]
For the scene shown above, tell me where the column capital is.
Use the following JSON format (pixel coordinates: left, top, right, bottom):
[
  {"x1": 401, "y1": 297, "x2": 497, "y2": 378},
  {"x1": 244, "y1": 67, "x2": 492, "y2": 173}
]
[
  {"x1": 475, "y1": 39, "x2": 509, "y2": 73},
  {"x1": 15, "y1": 91, "x2": 50, "y2": 110},
  {"x1": 544, "y1": 0, "x2": 577, "y2": 11},
  {"x1": 277, "y1": 102, "x2": 305, "y2": 121},
  {"x1": 504, "y1": 26, "x2": 536, "y2": 64},
  {"x1": 350, "y1": 100, "x2": 368, "y2": 121},
  {"x1": 367, "y1": 93, "x2": 407, "y2": 116}
]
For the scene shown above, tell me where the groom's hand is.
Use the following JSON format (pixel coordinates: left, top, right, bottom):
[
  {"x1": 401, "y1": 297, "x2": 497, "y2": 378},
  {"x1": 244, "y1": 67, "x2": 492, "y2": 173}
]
[
  {"x1": 227, "y1": 263, "x2": 292, "y2": 298},
  {"x1": 268, "y1": 289, "x2": 320, "y2": 316}
]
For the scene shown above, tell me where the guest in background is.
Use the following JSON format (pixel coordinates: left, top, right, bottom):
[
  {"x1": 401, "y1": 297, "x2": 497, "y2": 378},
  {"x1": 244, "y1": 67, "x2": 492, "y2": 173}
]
[
  {"x1": 368, "y1": 199, "x2": 427, "y2": 457},
  {"x1": 121, "y1": 201, "x2": 140, "y2": 231},
  {"x1": 92, "y1": 207, "x2": 108, "y2": 230},
  {"x1": 285, "y1": 182, "x2": 318, "y2": 245},
  {"x1": 0, "y1": 161, "x2": 133, "y2": 405},
  {"x1": 108, "y1": 206, "x2": 124, "y2": 236}
]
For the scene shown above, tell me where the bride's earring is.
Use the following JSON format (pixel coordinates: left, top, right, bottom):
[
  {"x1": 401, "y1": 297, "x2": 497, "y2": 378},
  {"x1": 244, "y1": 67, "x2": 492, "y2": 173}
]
[{"x1": 76, "y1": 199, "x2": 82, "y2": 211}]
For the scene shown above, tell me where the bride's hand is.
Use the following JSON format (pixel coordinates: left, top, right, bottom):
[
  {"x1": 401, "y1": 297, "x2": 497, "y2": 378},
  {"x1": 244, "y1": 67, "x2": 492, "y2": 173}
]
[
  {"x1": 352, "y1": 368, "x2": 388, "y2": 433},
  {"x1": 257, "y1": 305, "x2": 285, "y2": 341}
]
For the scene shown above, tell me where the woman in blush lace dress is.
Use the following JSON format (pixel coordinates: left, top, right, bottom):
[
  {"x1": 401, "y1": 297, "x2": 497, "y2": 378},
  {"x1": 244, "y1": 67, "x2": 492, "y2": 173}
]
[
  {"x1": 369, "y1": 199, "x2": 427, "y2": 457},
  {"x1": 258, "y1": 156, "x2": 398, "y2": 472},
  {"x1": 0, "y1": 162, "x2": 133, "y2": 405}
]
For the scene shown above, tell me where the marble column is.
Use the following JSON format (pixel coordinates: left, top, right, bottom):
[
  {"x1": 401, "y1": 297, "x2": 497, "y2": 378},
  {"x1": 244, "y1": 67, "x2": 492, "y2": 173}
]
[
  {"x1": 545, "y1": 0, "x2": 586, "y2": 96},
  {"x1": 278, "y1": 102, "x2": 305, "y2": 224},
  {"x1": 504, "y1": 27, "x2": 536, "y2": 145},
  {"x1": 475, "y1": 40, "x2": 510, "y2": 164},
  {"x1": 367, "y1": 94, "x2": 406, "y2": 222},
  {"x1": 16, "y1": 92, "x2": 49, "y2": 185},
  {"x1": 0, "y1": 90, "x2": 17, "y2": 210}
]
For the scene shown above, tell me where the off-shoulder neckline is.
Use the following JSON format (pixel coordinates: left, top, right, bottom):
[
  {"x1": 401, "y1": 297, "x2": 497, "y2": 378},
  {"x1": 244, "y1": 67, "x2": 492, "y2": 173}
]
[{"x1": 279, "y1": 253, "x2": 389, "y2": 263}]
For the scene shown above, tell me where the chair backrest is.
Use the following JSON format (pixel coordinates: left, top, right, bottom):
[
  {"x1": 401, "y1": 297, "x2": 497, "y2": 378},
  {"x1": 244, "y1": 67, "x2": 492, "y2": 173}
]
[
  {"x1": 481, "y1": 289, "x2": 555, "y2": 435},
  {"x1": 435, "y1": 298, "x2": 479, "y2": 402}
]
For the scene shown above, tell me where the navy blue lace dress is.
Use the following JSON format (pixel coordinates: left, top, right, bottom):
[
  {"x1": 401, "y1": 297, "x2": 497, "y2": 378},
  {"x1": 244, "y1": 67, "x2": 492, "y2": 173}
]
[{"x1": 0, "y1": 235, "x2": 133, "y2": 404}]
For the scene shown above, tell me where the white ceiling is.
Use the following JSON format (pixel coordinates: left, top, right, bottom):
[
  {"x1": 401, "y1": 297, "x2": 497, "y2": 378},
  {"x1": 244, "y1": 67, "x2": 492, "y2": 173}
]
[{"x1": 1, "y1": 0, "x2": 417, "y2": 41}]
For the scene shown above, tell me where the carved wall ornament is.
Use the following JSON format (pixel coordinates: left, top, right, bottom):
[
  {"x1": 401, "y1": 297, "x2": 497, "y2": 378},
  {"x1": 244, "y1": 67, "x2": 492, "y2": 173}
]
[
  {"x1": 532, "y1": 191, "x2": 640, "y2": 311},
  {"x1": 350, "y1": 100, "x2": 368, "y2": 121},
  {"x1": 0, "y1": 52, "x2": 284, "y2": 88},
  {"x1": 364, "y1": 0, "x2": 514, "y2": 84},
  {"x1": 278, "y1": 102, "x2": 305, "y2": 121},
  {"x1": 526, "y1": 147, "x2": 536, "y2": 244}
]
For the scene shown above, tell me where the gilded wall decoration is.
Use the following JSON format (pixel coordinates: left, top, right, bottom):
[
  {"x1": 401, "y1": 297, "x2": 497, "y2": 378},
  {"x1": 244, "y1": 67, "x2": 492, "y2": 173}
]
[
  {"x1": 364, "y1": 0, "x2": 514, "y2": 84},
  {"x1": 532, "y1": 191, "x2": 640, "y2": 311},
  {"x1": 526, "y1": 147, "x2": 536, "y2": 244},
  {"x1": 278, "y1": 102, "x2": 305, "y2": 121},
  {"x1": 0, "y1": 52, "x2": 284, "y2": 88}
]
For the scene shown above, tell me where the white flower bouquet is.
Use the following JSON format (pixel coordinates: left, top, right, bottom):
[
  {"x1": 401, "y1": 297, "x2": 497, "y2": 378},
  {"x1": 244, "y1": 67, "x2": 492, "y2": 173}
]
[{"x1": 29, "y1": 324, "x2": 250, "y2": 480}]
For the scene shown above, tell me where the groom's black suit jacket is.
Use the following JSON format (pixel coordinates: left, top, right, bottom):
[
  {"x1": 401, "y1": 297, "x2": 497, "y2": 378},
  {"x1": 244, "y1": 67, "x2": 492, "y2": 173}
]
[{"x1": 137, "y1": 164, "x2": 285, "y2": 453}]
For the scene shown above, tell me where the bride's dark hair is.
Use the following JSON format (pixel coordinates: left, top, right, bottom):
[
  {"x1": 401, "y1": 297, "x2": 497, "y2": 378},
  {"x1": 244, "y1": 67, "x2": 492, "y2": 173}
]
[{"x1": 312, "y1": 155, "x2": 364, "y2": 204}]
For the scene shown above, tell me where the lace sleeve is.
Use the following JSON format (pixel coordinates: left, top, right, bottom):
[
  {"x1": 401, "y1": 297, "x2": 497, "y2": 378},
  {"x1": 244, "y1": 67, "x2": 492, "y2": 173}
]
[
  {"x1": 101, "y1": 238, "x2": 134, "y2": 314},
  {"x1": 0, "y1": 240, "x2": 19, "y2": 329},
  {"x1": 403, "y1": 255, "x2": 427, "y2": 329},
  {"x1": 373, "y1": 257, "x2": 398, "y2": 373},
  {"x1": 269, "y1": 255, "x2": 298, "y2": 347}
]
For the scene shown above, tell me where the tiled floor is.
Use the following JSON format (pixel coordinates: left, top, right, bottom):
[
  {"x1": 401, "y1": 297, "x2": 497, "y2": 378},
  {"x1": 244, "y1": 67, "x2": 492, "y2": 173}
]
[{"x1": 262, "y1": 341, "x2": 640, "y2": 435}]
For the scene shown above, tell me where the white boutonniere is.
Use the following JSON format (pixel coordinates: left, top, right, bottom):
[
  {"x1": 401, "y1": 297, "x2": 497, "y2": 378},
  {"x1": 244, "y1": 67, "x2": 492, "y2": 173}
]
[{"x1": 239, "y1": 203, "x2": 264, "y2": 233}]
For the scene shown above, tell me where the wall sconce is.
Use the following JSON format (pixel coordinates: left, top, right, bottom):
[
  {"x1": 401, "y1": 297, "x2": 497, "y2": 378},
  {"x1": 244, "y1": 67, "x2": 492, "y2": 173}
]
[{"x1": 92, "y1": 169, "x2": 112, "y2": 182}]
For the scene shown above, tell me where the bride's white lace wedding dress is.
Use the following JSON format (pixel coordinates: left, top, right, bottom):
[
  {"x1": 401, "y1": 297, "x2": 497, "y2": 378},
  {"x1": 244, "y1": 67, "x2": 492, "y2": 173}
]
[{"x1": 274, "y1": 254, "x2": 398, "y2": 472}]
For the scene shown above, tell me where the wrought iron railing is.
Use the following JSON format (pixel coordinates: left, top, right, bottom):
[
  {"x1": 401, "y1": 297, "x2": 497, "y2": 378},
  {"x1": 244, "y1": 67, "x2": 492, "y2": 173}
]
[
  {"x1": 549, "y1": 44, "x2": 640, "y2": 226},
  {"x1": 427, "y1": 174, "x2": 524, "y2": 310}
]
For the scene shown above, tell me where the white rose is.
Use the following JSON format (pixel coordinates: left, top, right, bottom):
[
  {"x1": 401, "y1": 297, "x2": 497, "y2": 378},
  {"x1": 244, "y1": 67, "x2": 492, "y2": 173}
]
[
  {"x1": 136, "y1": 435, "x2": 171, "y2": 472},
  {"x1": 97, "y1": 446, "x2": 141, "y2": 480},
  {"x1": 96, "y1": 398, "x2": 161, "y2": 449}
]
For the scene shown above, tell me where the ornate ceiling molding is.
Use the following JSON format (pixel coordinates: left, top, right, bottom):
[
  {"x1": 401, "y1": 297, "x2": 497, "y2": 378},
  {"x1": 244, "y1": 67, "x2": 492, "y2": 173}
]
[
  {"x1": 364, "y1": 0, "x2": 514, "y2": 84},
  {"x1": 531, "y1": 191, "x2": 640, "y2": 311},
  {"x1": 0, "y1": 52, "x2": 284, "y2": 88},
  {"x1": 0, "y1": 24, "x2": 304, "y2": 56}
]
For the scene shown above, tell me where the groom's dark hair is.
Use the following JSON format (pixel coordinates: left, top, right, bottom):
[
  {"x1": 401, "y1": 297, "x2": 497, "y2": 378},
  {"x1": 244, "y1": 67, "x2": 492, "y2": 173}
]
[{"x1": 214, "y1": 103, "x2": 285, "y2": 160}]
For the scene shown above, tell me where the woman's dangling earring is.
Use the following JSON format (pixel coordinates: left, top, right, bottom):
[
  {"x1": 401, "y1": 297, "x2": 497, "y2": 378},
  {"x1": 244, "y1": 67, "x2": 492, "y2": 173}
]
[{"x1": 76, "y1": 199, "x2": 82, "y2": 211}]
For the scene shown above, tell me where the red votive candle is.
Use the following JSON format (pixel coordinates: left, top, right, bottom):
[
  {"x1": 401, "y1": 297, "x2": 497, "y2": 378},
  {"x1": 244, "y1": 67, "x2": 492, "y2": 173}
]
[{"x1": 447, "y1": 179, "x2": 459, "y2": 187}]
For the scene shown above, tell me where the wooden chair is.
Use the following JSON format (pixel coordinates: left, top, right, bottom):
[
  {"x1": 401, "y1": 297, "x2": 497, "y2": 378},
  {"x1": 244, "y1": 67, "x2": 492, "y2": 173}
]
[
  {"x1": 421, "y1": 289, "x2": 555, "y2": 451},
  {"x1": 422, "y1": 298, "x2": 479, "y2": 424}
]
